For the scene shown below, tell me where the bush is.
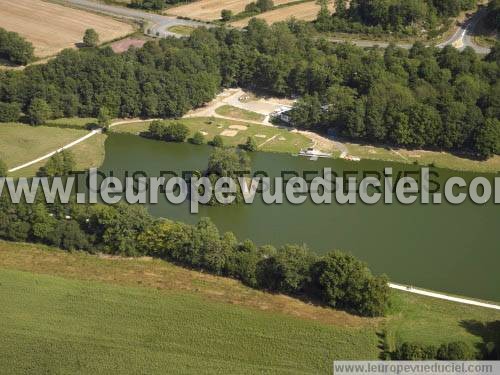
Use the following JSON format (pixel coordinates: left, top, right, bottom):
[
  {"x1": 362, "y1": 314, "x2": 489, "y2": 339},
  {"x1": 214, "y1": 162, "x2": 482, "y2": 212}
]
[
  {"x1": 394, "y1": 343, "x2": 437, "y2": 360},
  {"x1": 241, "y1": 136, "x2": 257, "y2": 151},
  {"x1": 245, "y1": 2, "x2": 261, "y2": 13},
  {"x1": 37, "y1": 150, "x2": 75, "y2": 177},
  {"x1": 206, "y1": 147, "x2": 250, "y2": 177},
  {"x1": 221, "y1": 9, "x2": 233, "y2": 21},
  {"x1": 83, "y1": 29, "x2": 99, "y2": 48},
  {"x1": 210, "y1": 135, "x2": 224, "y2": 148},
  {"x1": 0, "y1": 27, "x2": 35, "y2": 65},
  {"x1": 148, "y1": 120, "x2": 167, "y2": 139},
  {"x1": 189, "y1": 131, "x2": 205, "y2": 145},
  {"x1": 0, "y1": 102, "x2": 20, "y2": 122},
  {"x1": 256, "y1": 244, "x2": 313, "y2": 293},
  {"x1": 148, "y1": 121, "x2": 189, "y2": 142},
  {"x1": 27, "y1": 98, "x2": 51, "y2": 125},
  {"x1": 394, "y1": 341, "x2": 476, "y2": 360},
  {"x1": 311, "y1": 251, "x2": 390, "y2": 316},
  {"x1": 97, "y1": 107, "x2": 111, "y2": 128},
  {"x1": 164, "y1": 122, "x2": 189, "y2": 142},
  {"x1": 256, "y1": 0, "x2": 274, "y2": 12},
  {"x1": 437, "y1": 341, "x2": 475, "y2": 360},
  {"x1": 0, "y1": 158, "x2": 7, "y2": 176},
  {"x1": 129, "y1": 0, "x2": 166, "y2": 11}
]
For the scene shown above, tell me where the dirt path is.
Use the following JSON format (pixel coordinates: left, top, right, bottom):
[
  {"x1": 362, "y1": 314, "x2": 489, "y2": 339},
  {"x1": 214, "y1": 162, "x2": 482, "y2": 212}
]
[
  {"x1": 8, "y1": 130, "x2": 101, "y2": 173},
  {"x1": 8, "y1": 119, "x2": 152, "y2": 173}
]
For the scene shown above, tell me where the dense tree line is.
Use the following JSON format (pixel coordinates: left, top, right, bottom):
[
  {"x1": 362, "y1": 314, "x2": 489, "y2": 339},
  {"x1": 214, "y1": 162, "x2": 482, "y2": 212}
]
[
  {"x1": 0, "y1": 21, "x2": 498, "y2": 159},
  {"x1": 316, "y1": 0, "x2": 478, "y2": 35},
  {"x1": 287, "y1": 40, "x2": 500, "y2": 159},
  {"x1": 0, "y1": 191, "x2": 390, "y2": 317},
  {"x1": 0, "y1": 33, "x2": 220, "y2": 120},
  {"x1": 392, "y1": 340, "x2": 496, "y2": 360},
  {"x1": 129, "y1": 0, "x2": 193, "y2": 11},
  {"x1": 0, "y1": 27, "x2": 35, "y2": 65}
]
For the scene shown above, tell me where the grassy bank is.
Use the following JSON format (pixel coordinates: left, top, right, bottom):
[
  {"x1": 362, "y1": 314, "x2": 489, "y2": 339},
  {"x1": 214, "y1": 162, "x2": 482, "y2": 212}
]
[
  {"x1": 344, "y1": 141, "x2": 500, "y2": 174},
  {"x1": 113, "y1": 117, "x2": 499, "y2": 173},
  {"x1": 0, "y1": 121, "x2": 106, "y2": 177},
  {"x1": 111, "y1": 117, "x2": 314, "y2": 154},
  {"x1": 1, "y1": 240, "x2": 499, "y2": 374}
]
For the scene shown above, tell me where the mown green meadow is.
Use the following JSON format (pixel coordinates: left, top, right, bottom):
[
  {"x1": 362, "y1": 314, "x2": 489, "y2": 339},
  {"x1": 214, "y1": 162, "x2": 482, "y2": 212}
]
[
  {"x1": 1, "y1": 241, "x2": 499, "y2": 374},
  {"x1": 110, "y1": 116, "x2": 314, "y2": 154},
  {"x1": 0, "y1": 120, "x2": 106, "y2": 177},
  {"x1": 0, "y1": 268, "x2": 378, "y2": 374}
]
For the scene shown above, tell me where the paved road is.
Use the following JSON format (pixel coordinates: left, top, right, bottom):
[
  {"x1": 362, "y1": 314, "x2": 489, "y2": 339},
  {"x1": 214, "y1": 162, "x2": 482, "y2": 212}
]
[
  {"x1": 437, "y1": 7, "x2": 491, "y2": 54},
  {"x1": 389, "y1": 283, "x2": 500, "y2": 311},
  {"x1": 61, "y1": 0, "x2": 491, "y2": 52},
  {"x1": 60, "y1": 0, "x2": 209, "y2": 38},
  {"x1": 329, "y1": 7, "x2": 492, "y2": 54}
]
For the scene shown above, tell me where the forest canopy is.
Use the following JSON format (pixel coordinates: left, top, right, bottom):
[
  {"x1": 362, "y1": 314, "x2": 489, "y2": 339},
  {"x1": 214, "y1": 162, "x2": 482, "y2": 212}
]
[
  {"x1": 0, "y1": 21, "x2": 498, "y2": 158},
  {"x1": 316, "y1": 0, "x2": 479, "y2": 35}
]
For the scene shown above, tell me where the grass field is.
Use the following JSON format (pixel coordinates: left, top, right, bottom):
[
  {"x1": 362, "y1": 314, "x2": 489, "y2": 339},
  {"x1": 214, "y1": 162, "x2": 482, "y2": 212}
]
[
  {"x1": 111, "y1": 117, "x2": 313, "y2": 153},
  {"x1": 231, "y1": 1, "x2": 332, "y2": 27},
  {"x1": 0, "y1": 122, "x2": 106, "y2": 177},
  {"x1": 215, "y1": 105, "x2": 266, "y2": 122},
  {"x1": 0, "y1": 241, "x2": 499, "y2": 373},
  {"x1": 167, "y1": 25, "x2": 196, "y2": 36},
  {"x1": 167, "y1": 0, "x2": 301, "y2": 21},
  {"x1": 0, "y1": 0, "x2": 135, "y2": 58}
]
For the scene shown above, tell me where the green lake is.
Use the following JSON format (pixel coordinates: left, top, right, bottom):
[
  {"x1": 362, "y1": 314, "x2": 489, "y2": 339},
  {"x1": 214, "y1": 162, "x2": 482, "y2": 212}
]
[{"x1": 99, "y1": 133, "x2": 500, "y2": 302}]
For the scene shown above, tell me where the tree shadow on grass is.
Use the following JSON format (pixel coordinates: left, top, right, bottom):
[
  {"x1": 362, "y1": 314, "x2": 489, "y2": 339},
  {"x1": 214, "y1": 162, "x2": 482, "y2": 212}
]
[{"x1": 460, "y1": 320, "x2": 500, "y2": 359}]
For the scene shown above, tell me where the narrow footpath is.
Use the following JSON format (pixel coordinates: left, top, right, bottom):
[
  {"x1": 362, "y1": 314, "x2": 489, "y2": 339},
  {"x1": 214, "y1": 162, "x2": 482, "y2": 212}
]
[
  {"x1": 7, "y1": 119, "x2": 149, "y2": 173},
  {"x1": 389, "y1": 283, "x2": 500, "y2": 311}
]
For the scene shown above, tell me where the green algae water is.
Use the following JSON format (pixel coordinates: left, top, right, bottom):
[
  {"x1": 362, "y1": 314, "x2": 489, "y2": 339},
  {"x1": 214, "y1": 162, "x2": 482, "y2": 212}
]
[{"x1": 99, "y1": 133, "x2": 500, "y2": 302}]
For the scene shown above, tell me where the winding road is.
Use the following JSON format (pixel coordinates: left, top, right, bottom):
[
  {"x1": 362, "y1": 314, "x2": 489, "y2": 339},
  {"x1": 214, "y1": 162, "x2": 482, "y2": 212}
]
[
  {"x1": 58, "y1": 0, "x2": 491, "y2": 52},
  {"x1": 437, "y1": 6, "x2": 491, "y2": 54},
  {"x1": 330, "y1": 7, "x2": 491, "y2": 53}
]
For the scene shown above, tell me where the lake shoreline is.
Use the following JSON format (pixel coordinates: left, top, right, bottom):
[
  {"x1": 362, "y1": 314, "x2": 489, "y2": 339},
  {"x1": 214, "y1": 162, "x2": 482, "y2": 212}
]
[{"x1": 110, "y1": 118, "x2": 500, "y2": 175}]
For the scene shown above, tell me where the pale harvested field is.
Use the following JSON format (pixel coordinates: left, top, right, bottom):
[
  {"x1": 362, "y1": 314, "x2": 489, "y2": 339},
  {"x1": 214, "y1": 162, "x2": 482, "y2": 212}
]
[
  {"x1": 0, "y1": 0, "x2": 135, "y2": 57},
  {"x1": 167, "y1": 0, "x2": 300, "y2": 21},
  {"x1": 231, "y1": 1, "x2": 333, "y2": 27}
]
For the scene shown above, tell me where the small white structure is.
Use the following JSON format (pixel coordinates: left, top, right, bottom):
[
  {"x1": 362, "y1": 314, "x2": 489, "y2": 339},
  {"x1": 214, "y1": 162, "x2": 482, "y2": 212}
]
[
  {"x1": 299, "y1": 147, "x2": 332, "y2": 158},
  {"x1": 271, "y1": 105, "x2": 293, "y2": 124}
]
